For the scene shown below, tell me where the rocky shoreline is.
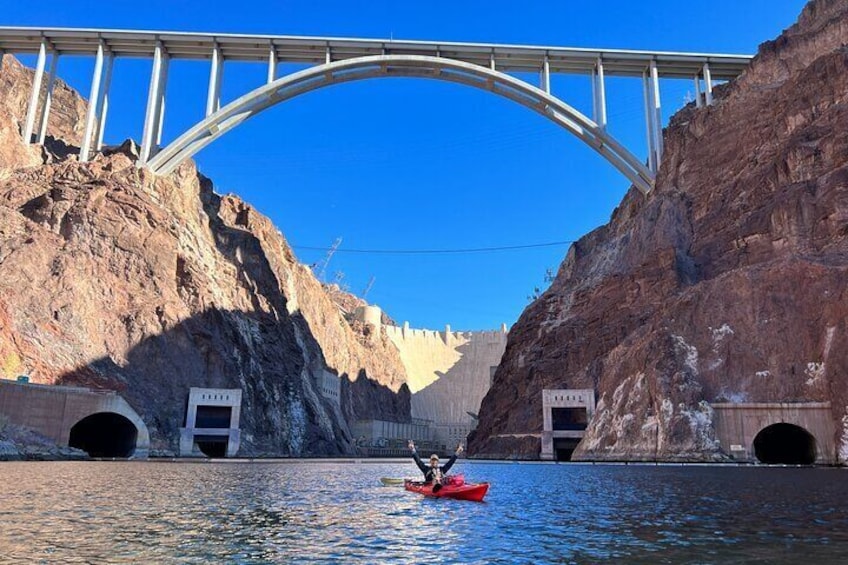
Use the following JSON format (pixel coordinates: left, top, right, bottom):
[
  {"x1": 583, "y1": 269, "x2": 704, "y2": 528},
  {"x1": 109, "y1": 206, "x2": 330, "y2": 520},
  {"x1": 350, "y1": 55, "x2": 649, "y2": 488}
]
[{"x1": 0, "y1": 422, "x2": 87, "y2": 461}]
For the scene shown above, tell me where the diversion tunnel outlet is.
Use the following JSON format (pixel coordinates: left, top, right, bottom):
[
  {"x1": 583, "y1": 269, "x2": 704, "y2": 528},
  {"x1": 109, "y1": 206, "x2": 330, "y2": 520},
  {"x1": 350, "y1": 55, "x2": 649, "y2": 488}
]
[
  {"x1": 753, "y1": 423, "x2": 817, "y2": 465},
  {"x1": 553, "y1": 438, "x2": 582, "y2": 462},
  {"x1": 68, "y1": 412, "x2": 139, "y2": 458},
  {"x1": 195, "y1": 435, "x2": 229, "y2": 458}
]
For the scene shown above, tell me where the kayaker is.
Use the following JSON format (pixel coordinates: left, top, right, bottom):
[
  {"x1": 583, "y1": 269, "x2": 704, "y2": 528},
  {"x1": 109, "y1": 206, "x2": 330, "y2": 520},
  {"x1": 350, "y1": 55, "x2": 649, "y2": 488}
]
[{"x1": 408, "y1": 440, "x2": 463, "y2": 489}]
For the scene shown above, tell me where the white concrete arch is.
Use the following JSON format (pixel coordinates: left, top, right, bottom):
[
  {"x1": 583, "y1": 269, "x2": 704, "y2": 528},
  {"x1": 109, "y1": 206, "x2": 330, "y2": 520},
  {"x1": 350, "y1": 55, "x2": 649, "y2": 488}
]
[
  {"x1": 68, "y1": 395, "x2": 151, "y2": 459},
  {"x1": 147, "y1": 54, "x2": 655, "y2": 194}
]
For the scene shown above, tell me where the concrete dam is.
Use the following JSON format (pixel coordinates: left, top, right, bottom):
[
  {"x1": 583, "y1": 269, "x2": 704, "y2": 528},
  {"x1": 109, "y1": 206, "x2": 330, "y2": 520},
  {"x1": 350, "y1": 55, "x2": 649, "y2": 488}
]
[{"x1": 355, "y1": 306, "x2": 508, "y2": 449}]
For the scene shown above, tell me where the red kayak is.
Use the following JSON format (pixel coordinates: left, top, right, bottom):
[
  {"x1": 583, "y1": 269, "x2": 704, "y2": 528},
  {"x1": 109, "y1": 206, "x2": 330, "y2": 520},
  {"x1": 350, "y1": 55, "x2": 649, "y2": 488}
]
[{"x1": 404, "y1": 479, "x2": 489, "y2": 502}]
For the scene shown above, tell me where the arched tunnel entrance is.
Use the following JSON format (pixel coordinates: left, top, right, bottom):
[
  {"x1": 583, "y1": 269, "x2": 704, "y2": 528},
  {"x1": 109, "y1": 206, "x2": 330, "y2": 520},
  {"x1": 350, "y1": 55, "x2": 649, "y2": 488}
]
[
  {"x1": 69, "y1": 412, "x2": 139, "y2": 458},
  {"x1": 753, "y1": 423, "x2": 817, "y2": 465}
]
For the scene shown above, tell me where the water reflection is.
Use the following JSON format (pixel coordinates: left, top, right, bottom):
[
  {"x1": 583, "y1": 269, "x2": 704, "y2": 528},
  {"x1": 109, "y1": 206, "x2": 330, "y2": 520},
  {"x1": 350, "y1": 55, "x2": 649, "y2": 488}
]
[{"x1": 0, "y1": 461, "x2": 846, "y2": 563}]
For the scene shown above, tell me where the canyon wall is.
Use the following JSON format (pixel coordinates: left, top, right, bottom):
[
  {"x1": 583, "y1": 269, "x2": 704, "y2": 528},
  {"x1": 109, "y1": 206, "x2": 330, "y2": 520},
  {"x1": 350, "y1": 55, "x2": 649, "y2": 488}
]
[
  {"x1": 470, "y1": 0, "x2": 848, "y2": 461},
  {"x1": 0, "y1": 54, "x2": 409, "y2": 456}
]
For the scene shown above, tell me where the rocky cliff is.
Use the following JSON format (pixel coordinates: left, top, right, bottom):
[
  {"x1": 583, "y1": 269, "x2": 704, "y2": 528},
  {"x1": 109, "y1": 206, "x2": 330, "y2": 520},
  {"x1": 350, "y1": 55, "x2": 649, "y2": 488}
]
[
  {"x1": 470, "y1": 0, "x2": 848, "y2": 461},
  {"x1": 0, "y1": 55, "x2": 86, "y2": 171},
  {"x1": 0, "y1": 54, "x2": 409, "y2": 456}
]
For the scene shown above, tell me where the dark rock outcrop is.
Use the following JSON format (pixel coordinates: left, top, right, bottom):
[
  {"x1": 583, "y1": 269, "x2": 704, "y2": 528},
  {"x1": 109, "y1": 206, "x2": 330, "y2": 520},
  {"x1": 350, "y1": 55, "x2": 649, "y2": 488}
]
[{"x1": 471, "y1": 0, "x2": 848, "y2": 461}]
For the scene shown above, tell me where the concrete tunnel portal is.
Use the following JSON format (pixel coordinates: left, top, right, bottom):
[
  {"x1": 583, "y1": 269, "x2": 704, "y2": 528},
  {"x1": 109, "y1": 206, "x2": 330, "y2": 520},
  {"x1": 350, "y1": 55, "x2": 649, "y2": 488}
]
[
  {"x1": 753, "y1": 423, "x2": 817, "y2": 465},
  {"x1": 68, "y1": 412, "x2": 139, "y2": 458}
]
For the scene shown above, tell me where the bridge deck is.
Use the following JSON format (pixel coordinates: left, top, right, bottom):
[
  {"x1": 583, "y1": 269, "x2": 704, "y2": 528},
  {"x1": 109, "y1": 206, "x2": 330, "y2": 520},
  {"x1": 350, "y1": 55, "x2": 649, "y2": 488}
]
[{"x1": 0, "y1": 27, "x2": 752, "y2": 79}]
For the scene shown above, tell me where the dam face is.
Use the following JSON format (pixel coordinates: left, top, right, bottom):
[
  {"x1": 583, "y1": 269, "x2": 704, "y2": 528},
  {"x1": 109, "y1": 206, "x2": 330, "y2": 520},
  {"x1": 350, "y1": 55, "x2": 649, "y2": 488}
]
[{"x1": 355, "y1": 307, "x2": 508, "y2": 449}]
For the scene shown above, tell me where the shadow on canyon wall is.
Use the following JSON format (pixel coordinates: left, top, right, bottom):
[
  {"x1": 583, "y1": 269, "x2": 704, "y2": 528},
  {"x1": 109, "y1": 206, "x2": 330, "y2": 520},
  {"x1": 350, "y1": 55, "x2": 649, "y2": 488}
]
[
  {"x1": 50, "y1": 160, "x2": 409, "y2": 457},
  {"x1": 56, "y1": 305, "x2": 408, "y2": 457}
]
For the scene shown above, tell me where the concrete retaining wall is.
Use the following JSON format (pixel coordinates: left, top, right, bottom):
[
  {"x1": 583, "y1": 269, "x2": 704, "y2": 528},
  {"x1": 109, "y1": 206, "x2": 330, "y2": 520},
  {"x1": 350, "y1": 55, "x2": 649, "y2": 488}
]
[
  {"x1": 711, "y1": 402, "x2": 835, "y2": 464},
  {"x1": 0, "y1": 379, "x2": 150, "y2": 458}
]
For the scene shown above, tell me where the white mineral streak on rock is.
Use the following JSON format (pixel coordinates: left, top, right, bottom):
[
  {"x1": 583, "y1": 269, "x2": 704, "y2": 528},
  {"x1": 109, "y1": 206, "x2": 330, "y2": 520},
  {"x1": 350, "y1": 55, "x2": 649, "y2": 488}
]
[
  {"x1": 824, "y1": 326, "x2": 836, "y2": 359},
  {"x1": 718, "y1": 389, "x2": 748, "y2": 403},
  {"x1": 710, "y1": 324, "x2": 734, "y2": 346},
  {"x1": 805, "y1": 362, "x2": 825, "y2": 387},
  {"x1": 686, "y1": 400, "x2": 720, "y2": 451},
  {"x1": 672, "y1": 335, "x2": 699, "y2": 375},
  {"x1": 840, "y1": 411, "x2": 848, "y2": 464},
  {"x1": 583, "y1": 373, "x2": 650, "y2": 453}
]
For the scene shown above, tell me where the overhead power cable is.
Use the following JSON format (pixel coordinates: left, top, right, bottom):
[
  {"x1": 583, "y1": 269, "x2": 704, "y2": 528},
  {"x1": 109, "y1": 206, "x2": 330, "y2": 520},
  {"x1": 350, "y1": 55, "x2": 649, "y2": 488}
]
[{"x1": 293, "y1": 240, "x2": 574, "y2": 255}]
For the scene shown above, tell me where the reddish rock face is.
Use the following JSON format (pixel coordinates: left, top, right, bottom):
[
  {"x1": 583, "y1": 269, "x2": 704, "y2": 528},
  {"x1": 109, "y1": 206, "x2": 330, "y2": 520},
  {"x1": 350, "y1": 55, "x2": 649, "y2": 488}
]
[
  {"x1": 470, "y1": 0, "x2": 848, "y2": 461},
  {"x1": 0, "y1": 55, "x2": 87, "y2": 171},
  {"x1": 0, "y1": 57, "x2": 409, "y2": 456}
]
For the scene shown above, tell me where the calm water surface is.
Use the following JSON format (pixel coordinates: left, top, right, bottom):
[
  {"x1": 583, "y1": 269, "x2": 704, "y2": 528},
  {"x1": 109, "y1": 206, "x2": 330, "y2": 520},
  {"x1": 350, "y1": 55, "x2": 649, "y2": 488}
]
[{"x1": 0, "y1": 461, "x2": 847, "y2": 563}]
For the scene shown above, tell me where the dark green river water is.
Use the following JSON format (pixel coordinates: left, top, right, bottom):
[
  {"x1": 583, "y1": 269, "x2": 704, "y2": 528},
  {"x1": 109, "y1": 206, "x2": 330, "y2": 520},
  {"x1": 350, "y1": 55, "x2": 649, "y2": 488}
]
[{"x1": 0, "y1": 461, "x2": 846, "y2": 563}]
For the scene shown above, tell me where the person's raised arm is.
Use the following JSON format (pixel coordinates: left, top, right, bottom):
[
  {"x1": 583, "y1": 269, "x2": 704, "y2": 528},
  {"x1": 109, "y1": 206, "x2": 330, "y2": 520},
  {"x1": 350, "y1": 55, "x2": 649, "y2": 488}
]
[
  {"x1": 441, "y1": 443, "x2": 463, "y2": 474},
  {"x1": 409, "y1": 440, "x2": 427, "y2": 473}
]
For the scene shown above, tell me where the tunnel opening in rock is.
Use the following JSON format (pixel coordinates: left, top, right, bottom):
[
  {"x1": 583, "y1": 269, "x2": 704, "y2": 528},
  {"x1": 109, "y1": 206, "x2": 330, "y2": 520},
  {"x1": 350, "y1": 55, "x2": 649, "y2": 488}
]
[
  {"x1": 553, "y1": 438, "x2": 581, "y2": 461},
  {"x1": 69, "y1": 412, "x2": 138, "y2": 458},
  {"x1": 753, "y1": 423, "x2": 816, "y2": 465},
  {"x1": 552, "y1": 407, "x2": 588, "y2": 431},
  {"x1": 195, "y1": 435, "x2": 228, "y2": 457}
]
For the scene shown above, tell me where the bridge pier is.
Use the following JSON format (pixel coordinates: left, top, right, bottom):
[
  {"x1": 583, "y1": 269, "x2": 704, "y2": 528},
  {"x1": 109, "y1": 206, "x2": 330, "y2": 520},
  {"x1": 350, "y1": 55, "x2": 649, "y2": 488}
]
[
  {"x1": 642, "y1": 70, "x2": 657, "y2": 173},
  {"x1": 35, "y1": 50, "x2": 58, "y2": 144},
  {"x1": 206, "y1": 43, "x2": 223, "y2": 117},
  {"x1": 267, "y1": 44, "x2": 277, "y2": 84},
  {"x1": 694, "y1": 74, "x2": 703, "y2": 108},
  {"x1": 641, "y1": 61, "x2": 664, "y2": 173},
  {"x1": 140, "y1": 41, "x2": 169, "y2": 165},
  {"x1": 22, "y1": 37, "x2": 47, "y2": 143},
  {"x1": 649, "y1": 60, "x2": 663, "y2": 168},
  {"x1": 156, "y1": 54, "x2": 169, "y2": 147},
  {"x1": 80, "y1": 40, "x2": 105, "y2": 162},
  {"x1": 95, "y1": 53, "x2": 114, "y2": 151},
  {"x1": 703, "y1": 62, "x2": 714, "y2": 105},
  {"x1": 540, "y1": 55, "x2": 550, "y2": 94},
  {"x1": 593, "y1": 56, "x2": 607, "y2": 130}
]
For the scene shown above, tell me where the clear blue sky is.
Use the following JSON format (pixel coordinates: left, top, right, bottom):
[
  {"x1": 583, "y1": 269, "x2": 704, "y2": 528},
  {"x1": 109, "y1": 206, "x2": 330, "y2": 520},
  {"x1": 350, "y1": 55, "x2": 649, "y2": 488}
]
[{"x1": 5, "y1": 0, "x2": 807, "y2": 330}]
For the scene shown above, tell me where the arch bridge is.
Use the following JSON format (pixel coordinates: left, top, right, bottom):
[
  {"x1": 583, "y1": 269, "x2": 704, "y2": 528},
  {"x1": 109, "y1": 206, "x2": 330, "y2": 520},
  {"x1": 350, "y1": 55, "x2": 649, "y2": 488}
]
[{"x1": 2, "y1": 27, "x2": 752, "y2": 194}]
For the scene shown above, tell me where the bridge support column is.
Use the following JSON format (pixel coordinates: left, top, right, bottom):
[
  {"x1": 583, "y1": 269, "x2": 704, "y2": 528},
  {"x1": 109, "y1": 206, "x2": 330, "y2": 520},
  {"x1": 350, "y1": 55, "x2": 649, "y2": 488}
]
[
  {"x1": 642, "y1": 70, "x2": 657, "y2": 173},
  {"x1": 694, "y1": 74, "x2": 703, "y2": 108},
  {"x1": 36, "y1": 51, "x2": 59, "y2": 144},
  {"x1": 649, "y1": 60, "x2": 663, "y2": 167},
  {"x1": 22, "y1": 38, "x2": 48, "y2": 143},
  {"x1": 140, "y1": 41, "x2": 167, "y2": 165},
  {"x1": 155, "y1": 54, "x2": 170, "y2": 146},
  {"x1": 703, "y1": 62, "x2": 714, "y2": 105},
  {"x1": 95, "y1": 54, "x2": 114, "y2": 151},
  {"x1": 267, "y1": 44, "x2": 277, "y2": 84},
  {"x1": 80, "y1": 40, "x2": 105, "y2": 163},
  {"x1": 205, "y1": 43, "x2": 223, "y2": 117},
  {"x1": 593, "y1": 57, "x2": 607, "y2": 130},
  {"x1": 540, "y1": 55, "x2": 550, "y2": 94}
]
